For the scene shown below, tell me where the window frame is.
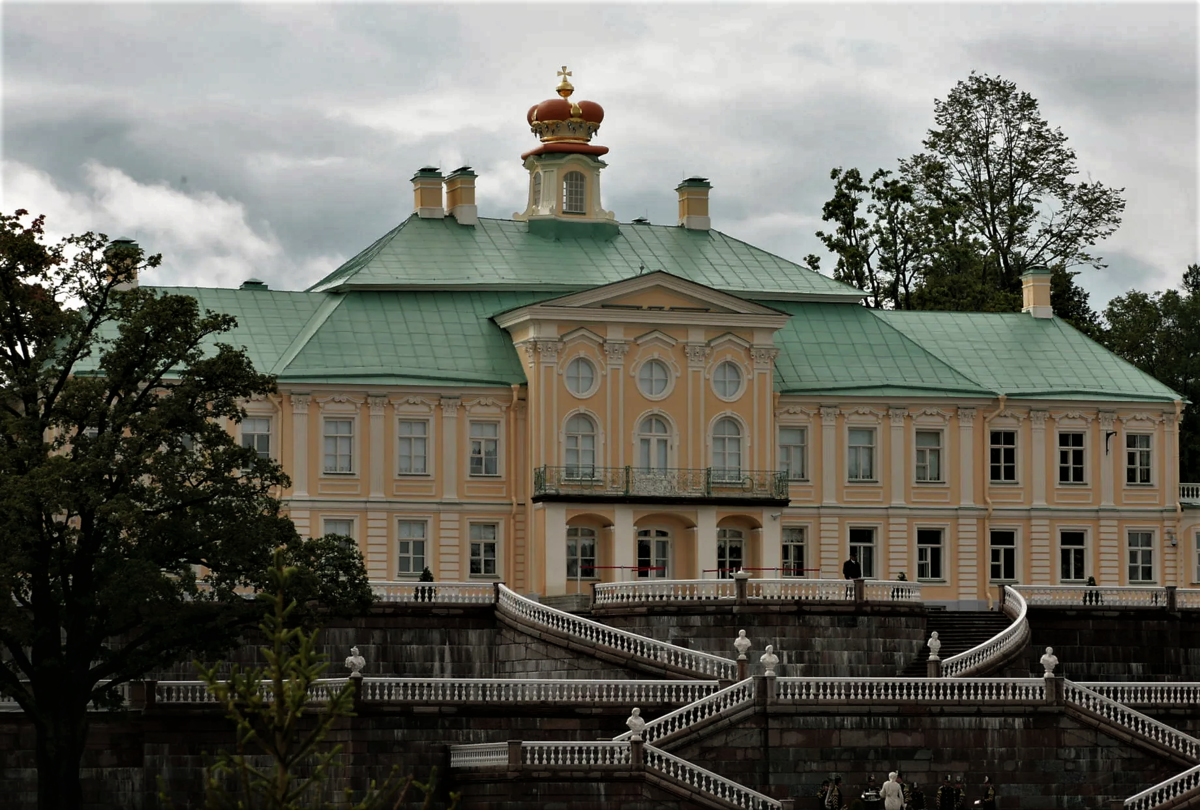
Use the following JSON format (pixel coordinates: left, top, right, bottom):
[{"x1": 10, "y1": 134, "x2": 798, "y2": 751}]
[
  {"x1": 847, "y1": 427, "x2": 877, "y2": 483},
  {"x1": 711, "y1": 417, "x2": 744, "y2": 483},
  {"x1": 716, "y1": 527, "x2": 745, "y2": 578},
  {"x1": 1125, "y1": 433, "x2": 1153, "y2": 486},
  {"x1": 636, "y1": 358, "x2": 673, "y2": 400},
  {"x1": 782, "y1": 526, "x2": 807, "y2": 578},
  {"x1": 468, "y1": 420, "x2": 501, "y2": 477},
  {"x1": 562, "y1": 171, "x2": 586, "y2": 215},
  {"x1": 778, "y1": 426, "x2": 808, "y2": 482},
  {"x1": 712, "y1": 360, "x2": 745, "y2": 401},
  {"x1": 635, "y1": 527, "x2": 671, "y2": 579},
  {"x1": 563, "y1": 413, "x2": 598, "y2": 479},
  {"x1": 566, "y1": 525, "x2": 599, "y2": 580},
  {"x1": 989, "y1": 429, "x2": 1018, "y2": 484},
  {"x1": 241, "y1": 416, "x2": 272, "y2": 461},
  {"x1": 564, "y1": 356, "x2": 599, "y2": 398},
  {"x1": 989, "y1": 529, "x2": 1018, "y2": 583},
  {"x1": 1057, "y1": 431, "x2": 1087, "y2": 485},
  {"x1": 396, "y1": 519, "x2": 428, "y2": 577},
  {"x1": 397, "y1": 418, "x2": 431, "y2": 477},
  {"x1": 322, "y1": 517, "x2": 355, "y2": 544},
  {"x1": 468, "y1": 522, "x2": 500, "y2": 578},
  {"x1": 914, "y1": 429, "x2": 944, "y2": 484},
  {"x1": 1127, "y1": 530, "x2": 1155, "y2": 584},
  {"x1": 848, "y1": 526, "x2": 877, "y2": 579},
  {"x1": 1059, "y1": 529, "x2": 1088, "y2": 583},
  {"x1": 916, "y1": 527, "x2": 945, "y2": 582},
  {"x1": 322, "y1": 417, "x2": 356, "y2": 475}
]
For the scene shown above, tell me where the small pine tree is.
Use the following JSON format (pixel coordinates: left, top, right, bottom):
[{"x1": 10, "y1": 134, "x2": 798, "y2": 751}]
[{"x1": 172, "y1": 550, "x2": 456, "y2": 810}]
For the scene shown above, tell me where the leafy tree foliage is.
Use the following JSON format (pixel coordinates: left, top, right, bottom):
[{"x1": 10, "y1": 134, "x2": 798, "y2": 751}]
[
  {"x1": 0, "y1": 210, "x2": 373, "y2": 809},
  {"x1": 808, "y1": 72, "x2": 1123, "y2": 338},
  {"x1": 1104, "y1": 266, "x2": 1200, "y2": 480}
]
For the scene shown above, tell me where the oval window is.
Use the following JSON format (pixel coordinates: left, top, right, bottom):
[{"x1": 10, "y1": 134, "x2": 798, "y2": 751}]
[
  {"x1": 713, "y1": 361, "x2": 743, "y2": 399},
  {"x1": 565, "y1": 357, "x2": 596, "y2": 396},
  {"x1": 637, "y1": 359, "x2": 671, "y2": 397}
]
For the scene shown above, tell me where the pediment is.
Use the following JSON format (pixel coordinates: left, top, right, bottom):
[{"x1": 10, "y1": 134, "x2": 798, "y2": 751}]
[{"x1": 518, "y1": 272, "x2": 784, "y2": 316}]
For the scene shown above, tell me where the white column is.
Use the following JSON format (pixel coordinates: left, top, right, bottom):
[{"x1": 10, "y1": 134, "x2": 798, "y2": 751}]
[
  {"x1": 292, "y1": 394, "x2": 310, "y2": 497},
  {"x1": 889, "y1": 408, "x2": 907, "y2": 506},
  {"x1": 820, "y1": 407, "x2": 839, "y2": 505},
  {"x1": 1098, "y1": 412, "x2": 1115, "y2": 506},
  {"x1": 440, "y1": 397, "x2": 460, "y2": 500},
  {"x1": 696, "y1": 506, "x2": 718, "y2": 579},
  {"x1": 958, "y1": 408, "x2": 976, "y2": 506},
  {"x1": 1030, "y1": 410, "x2": 1048, "y2": 506},
  {"x1": 542, "y1": 502, "x2": 568, "y2": 597},
  {"x1": 368, "y1": 395, "x2": 387, "y2": 500},
  {"x1": 613, "y1": 505, "x2": 635, "y2": 581}
]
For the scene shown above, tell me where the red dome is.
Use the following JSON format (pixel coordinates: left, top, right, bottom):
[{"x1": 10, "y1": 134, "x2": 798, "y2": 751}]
[
  {"x1": 529, "y1": 97, "x2": 572, "y2": 124},
  {"x1": 576, "y1": 100, "x2": 604, "y2": 124}
]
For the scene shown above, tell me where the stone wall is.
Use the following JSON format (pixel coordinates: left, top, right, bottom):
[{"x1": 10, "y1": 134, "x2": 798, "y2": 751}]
[{"x1": 598, "y1": 605, "x2": 928, "y2": 678}]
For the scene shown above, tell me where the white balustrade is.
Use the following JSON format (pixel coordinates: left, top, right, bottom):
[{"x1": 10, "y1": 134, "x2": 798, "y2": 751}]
[
  {"x1": 644, "y1": 743, "x2": 781, "y2": 810},
  {"x1": 1063, "y1": 680, "x2": 1200, "y2": 762},
  {"x1": 1180, "y1": 483, "x2": 1200, "y2": 502},
  {"x1": 1080, "y1": 683, "x2": 1200, "y2": 707},
  {"x1": 593, "y1": 579, "x2": 735, "y2": 606},
  {"x1": 521, "y1": 741, "x2": 633, "y2": 767},
  {"x1": 862, "y1": 580, "x2": 924, "y2": 602},
  {"x1": 370, "y1": 581, "x2": 495, "y2": 604},
  {"x1": 775, "y1": 677, "x2": 1046, "y2": 704},
  {"x1": 1177, "y1": 590, "x2": 1200, "y2": 610},
  {"x1": 357, "y1": 678, "x2": 717, "y2": 705},
  {"x1": 613, "y1": 678, "x2": 756, "y2": 745},
  {"x1": 748, "y1": 578, "x2": 853, "y2": 601},
  {"x1": 941, "y1": 585, "x2": 1029, "y2": 677},
  {"x1": 496, "y1": 584, "x2": 736, "y2": 680},
  {"x1": 1015, "y1": 585, "x2": 1168, "y2": 608},
  {"x1": 449, "y1": 742, "x2": 509, "y2": 768},
  {"x1": 1125, "y1": 762, "x2": 1200, "y2": 810},
  {"x1": 156, "y1": 681, "x2": 219, "y2": 703}
]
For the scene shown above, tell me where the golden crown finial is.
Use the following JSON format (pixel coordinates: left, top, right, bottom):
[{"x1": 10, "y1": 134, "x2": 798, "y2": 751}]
[{"x1": 556, "y1": 65, "x2": 574, "y2": 98}]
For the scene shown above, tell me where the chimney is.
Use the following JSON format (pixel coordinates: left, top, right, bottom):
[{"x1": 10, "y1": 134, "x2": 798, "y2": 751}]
[
  {"x1": 411, "y1": 167, "x2": 445, "y2": 219},
  {"x1": 1021, "y1": 267, "x2": 1053, "y2": 318},
  {"x1": 676, "y1": 177, "x2": 711, "y2": 231},
  {"x1": 104, "y1": 237, "x2": 140, "y2": 290},
  {"x1": 444, "y1": 166, "x2": 478, "y2": 226}
]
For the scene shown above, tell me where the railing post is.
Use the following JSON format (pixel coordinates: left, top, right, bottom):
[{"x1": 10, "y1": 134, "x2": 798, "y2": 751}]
[
  {"x1": 705, "y1": 467, "x2": 712, "y2": 497},
  {"x1": 733, "y1": 570, "x2": 750, "y2": 605},
  {"x1": 624, "y1": 465, "x2": 631, "y2": 497},
  {"x1": 737, "y1": 658, "x2": 748, "y2": 681},
  {"x1": 1166, "y1": 585, "x2": 1177, "y2": 612},
  {"x1": 781, "y1": 800, "x2": 796, "y2": 810},
  {"x1": 1045, "y1": 675, "x2": 1063, "y2": 706},
  {"x1": 350, "y1": 672, "x2": 364, "y2": 712},
  {"x1": 493, "y1": 581, "x2": 501, "y2": 605},
  {"x1": 754, "y1": 674, "x2": 769, "y2": 706},
  {"x1": 853, "y1": 578, "x2": 865, "y2": 604},
  {"x1": 130, "y1": 680, "x2": 156, "y2": 711},
  {"x1": 507, "y1": 740, "x2": 523, "y2": 769},
  {"x1": 926, "y1": 658, "x2": 942, "y2": 678},
  {"x1": 630, "y1": 738, "x2": 644, "y2": 772}
]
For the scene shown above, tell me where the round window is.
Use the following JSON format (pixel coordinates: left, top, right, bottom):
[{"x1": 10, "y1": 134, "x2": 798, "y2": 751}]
[
  {"x1": 565, "y1": 357, "x2": 596, "y2": 396},
  {"x1": 638, "y1": 359, "x2": 671, "y2": 397},
  {"x1": 713, "y1": 361, "x2": 743, "y2": 399}
]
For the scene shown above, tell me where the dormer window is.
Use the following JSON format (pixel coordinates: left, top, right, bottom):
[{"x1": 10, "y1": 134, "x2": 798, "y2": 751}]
[{"x1": 563, "y1": 171, "x2": 586, "y2": 214}]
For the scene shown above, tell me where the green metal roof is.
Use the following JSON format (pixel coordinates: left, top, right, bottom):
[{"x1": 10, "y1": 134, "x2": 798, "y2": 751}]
[
  {"x1": 308, "y1": 215, "x2": 864, "y2": 301},
  {"x1": 767, "y1": 302, "x2": 1181, "y2": 403}
]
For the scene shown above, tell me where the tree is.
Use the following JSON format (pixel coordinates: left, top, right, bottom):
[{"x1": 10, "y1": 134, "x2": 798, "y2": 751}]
[
  {"x1": 186, "y1": 551, "x2": 453, "y2": 810},
  {"x1": 1103, "y1": 265, "x2": 1200, "y2": 481},
  {"x1": 0, "y1": 210, "x2": 373, "y2": 809}
]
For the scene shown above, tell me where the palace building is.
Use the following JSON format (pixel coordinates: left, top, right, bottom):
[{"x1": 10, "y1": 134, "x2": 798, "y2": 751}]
[{"x1": 147, "y1": 70, "x2": 1194, "y2": 609}]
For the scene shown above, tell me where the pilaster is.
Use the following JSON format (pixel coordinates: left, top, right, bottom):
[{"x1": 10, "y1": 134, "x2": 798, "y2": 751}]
[
  {"x1": 368, "y1": 395, "x2": 387, "y2": 499},
  {"x1": 696, "y1": 506, "x2": 718, "y2": 579},
  {"x1": 889, "y1": 408, "x2": 907, "y2": 506},
  {"x1": 613, "y1": 505, "x2": 635, "y2": 579},
  {"x1": 1030, "y1": 410, "x2": 1048, "y2": 506},
  {"x1": 820, "y1": 406, "x2": 838, "y2": 505},
  {"x1": 957, "y1": 408, "x2": 976, "y2": 506},
  {"x1": 440, "y1": 397, "x2": 460, "y2": 500},
  {"x1": 291, "y1": 394, "x2": 310, "y2": 497},
  {"x1": 542, "y1": 502, "x2": 568, "y2": 597},
  {"x1": 1098, "y1": 412, "x2": 1115, "y2": 506}
]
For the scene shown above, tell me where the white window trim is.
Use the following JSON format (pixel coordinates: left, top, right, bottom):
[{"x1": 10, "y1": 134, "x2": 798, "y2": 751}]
[
  {"x1": 320, "y1": 412, "x2": 359, "y2": 477},
  {"x1": 635, "y1": 525, "x2": 673, "y2": 579},
  {"x1": 845, "y1": 424, "x2": 878, "y2": 484},
  {"x1": 777, "y1": 424, "x2": 809, "y2": 482},
  {"x1": 240, "y1": 412, "x2": 275, "y2": 462},
  {"x1": 1058, "y1": 527, "x2": 1090, "y2": 583},
  {"x1": 561, "y1": 409, "x2": 603, "y2": 474},
  {"x1": 629, "y1": 352, "x2": 680, "y2": 401},
  {"x1": 709, "y1": 357, "x2": 749, "y2": 403},
  {"x1": 566, "y1": 524, "x2": 601, "y2": 581},
  {"x1": 321, "y1": 515, "x2": 357, "y2": 543},
  {"x1": 1123, "y1": 431, "x2": 1155, "y2": 488},
  {"x1": 395, "y1": 517, "x2": 431, "y2": 578},
  {"x1": 781, "y1": 523, "x2": 810, "y2": 578},
  {"x1": 708, "y1": 411, "x2": 750, "y2": 477},
  {"x1": 1126, "y1": 528, "x2": 1157, "y2": 585},
  {"x1": 915, "y1": 525, "x2": 949, "y2": 583},
  {"x1": 848, "y1": 524, "x2": 880, "y2": 579},
  {"x1": 396, "y1": 416, "x2": 434, "y2": 478},
  {"x1": 467, "y1": 420, "x2": 504, "y2": 478},
  {"x1": 988, "y1": 423, "x2": 1021, "y2": 485},
  {"x1": 988, "y1": 526, "x2": 1021, "y2": 584},
  {"x1": 467, "y1": 521, "x2": 502, "y2": 579},
  {"x1": 562, "y1": 353, "x2": 602, "y2": 399},
  {"x1": 633, "y1": 409, "x2": 679, "y2": 469},
  {"x1": 913, "y1": 428, "x2": 947, "y2": 486},
  {"x1": 1055, "y1": 429, "x2": 1089, "y2": 487}
]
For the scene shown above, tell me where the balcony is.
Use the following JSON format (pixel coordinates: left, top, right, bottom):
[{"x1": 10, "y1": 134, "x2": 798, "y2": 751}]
[
  {"x1": 1182, "y1": 483, "x2": 1200, "y2": 505},
  {"x1": 532, "y1": 466, "x2": 789, "y2": 505}
]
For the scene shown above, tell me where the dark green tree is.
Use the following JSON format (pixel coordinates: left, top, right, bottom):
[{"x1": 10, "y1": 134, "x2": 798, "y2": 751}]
[
  {"x1": 1103, "y1": 265, "x2": 1200, "y2": 480},
  {"x1": 0, "y1": 210, "x2": 373, "y2": 809}
]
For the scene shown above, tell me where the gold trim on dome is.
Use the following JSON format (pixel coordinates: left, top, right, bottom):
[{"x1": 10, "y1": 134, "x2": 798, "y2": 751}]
[{"x1": 556, "y1": 65, "x2": 574, "y2": 98}]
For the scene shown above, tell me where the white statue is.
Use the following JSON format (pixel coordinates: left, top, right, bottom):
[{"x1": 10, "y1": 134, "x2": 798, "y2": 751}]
[
  {"x1": 760, "y1": 644, "x2": 779, "y2": 677},
  {"x1": 1040, "y1": 646, "x2": 1059, "y2": 677},
  {"x1": 626, "y1": 707, "x2": 646, "y2": 740},
  {"x1": 734, "y1": 630, "x2": 752, "y2": 660},
  {"x1": 345, "y1": 646, "x2": 366, "y2": 677},
  {"x1": 927, "y1": 631, "x2": 941, "y2": 660}
]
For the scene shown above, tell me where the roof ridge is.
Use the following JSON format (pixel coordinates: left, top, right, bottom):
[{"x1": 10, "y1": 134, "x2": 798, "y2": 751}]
[
  {"x1": 270, "y1": 294, "x2": 344, "y2": 375},
  {"x1": 1044, "y1": 316, "x2": 1186, "y2": 402},
  {"x1": 707, "y1": 226, "x2": 864, "y2": 297},
  {"x1": 308, "y1": 214, "x2": 416, "y2": 292},
  {"x1": 865, "y1": 308, "x2": 994, "y2": 394}
]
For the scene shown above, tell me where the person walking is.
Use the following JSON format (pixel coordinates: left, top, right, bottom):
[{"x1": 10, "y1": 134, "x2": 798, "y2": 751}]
[{"x1": 880, "y1": 771, "x2": 905, "y2": 810}]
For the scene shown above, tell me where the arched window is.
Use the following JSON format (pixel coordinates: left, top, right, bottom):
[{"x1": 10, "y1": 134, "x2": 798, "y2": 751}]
[
  {"x1": 717, "y1": 528, "x2": 745, "y2": 578},
  {"x1": 531, "y1": 172, "x2": 543, "y2": 208},
  {"x1": 565, "y1": 414, "x2": 596, "y2": 478},
  {"x1": 567, "y1": 526, "x2": 597, "y2": 579},
  {"x1": 637, "y1": 416, "x2": 670, "y2": 472},
  {"x1": 563, "y1": 171, "x2": 586, "y2": 214},
  {"x1": 712, "y1": 418, "x2": 742, "y2": 482}
]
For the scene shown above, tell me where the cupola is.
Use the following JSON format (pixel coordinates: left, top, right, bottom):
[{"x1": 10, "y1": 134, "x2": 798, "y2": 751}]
[{"x1": 514, "y1": 67, "x2": 617, "y2": 236}]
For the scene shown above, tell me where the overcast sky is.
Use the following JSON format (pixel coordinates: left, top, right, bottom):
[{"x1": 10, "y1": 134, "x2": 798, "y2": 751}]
[{"x1": 2, "y1": 2, "x2": 1196, "y2": 310}]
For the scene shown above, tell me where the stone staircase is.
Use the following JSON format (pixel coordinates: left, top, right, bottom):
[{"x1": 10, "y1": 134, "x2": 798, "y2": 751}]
[{"x1": 901, "y1": 610, "x2": 1013, "y2": 677}]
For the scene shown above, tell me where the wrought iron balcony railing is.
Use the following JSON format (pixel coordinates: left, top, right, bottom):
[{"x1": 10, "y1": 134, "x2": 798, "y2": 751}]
[{"x1": 532, "y1": 465, "x2": 789, "y2": 502}]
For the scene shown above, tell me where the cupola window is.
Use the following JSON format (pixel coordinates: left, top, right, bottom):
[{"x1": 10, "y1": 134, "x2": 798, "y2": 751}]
[
  {"x1": 532, "y1": 172, "x2": 542, "y2": 207},
  {"x1": 563, "y1": 171, "x2": 586, "y2": 214}
]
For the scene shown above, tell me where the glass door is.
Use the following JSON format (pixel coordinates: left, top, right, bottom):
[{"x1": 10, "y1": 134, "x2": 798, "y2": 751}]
[{"x1": 636, "y1": 528, "x2": 670, "y2": 579}]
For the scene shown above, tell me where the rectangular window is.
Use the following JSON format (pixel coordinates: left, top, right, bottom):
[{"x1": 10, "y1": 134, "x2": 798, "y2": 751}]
[
  {"x1": 847, "y1": 428, "x2": 876, "y2": 482},
  {"x1": 849, "y1": 527, "x2": 875, "y2": 578},
  {"x1": 469, "y1": 523, "x2": 498, "y2": 577},
  {"x1": 990, "y1": 430, "x2": 1017, "y2": 482},
  {"x1": 323, "y1": 418, "x2": 354, "y2": 474},
  {"x1": 915, "y1": 430, "x2": 943, "y2": 483},
  {"x1": 778, "y1": 427, "x2": 807, "y2": 481},
  {"x1": 566, "y1": 527, "x2": 597, "y2": 579},
  {"x1": 1126, "y1": 434, "x2": 1152, "y2": 485},
  {"x1": 469, "y1": 422, "x2": 500, "y2": 476},
  {"x1": 397, "y1": 520, "x2": 427, "y2": 576},
  {"x1": 323, "y1": 518, "x2": 354, "y2": 541},
  {"x1": 1128, "y1": 531, "x2": 1154, "y2": 583},
  {"x1": 917, "y1": 528, "x2": 944, "y2": 581},
  {"x1": 1060, "y1": 531, "x2": 1087, "y2": 582},
  {"x1": 1058, "y1": 432, "x2": 1086, "y2": 484},
  {"x1": 990, "y1": 530, "x2": 1017, "y2": 582},
  {"x1": 782, "y1": 527, "x2": 806, "y2": 577},
  {"x1": 398, "y1": 420, "x2": 429, "y2": 475},
  {"x1": 241, "y1": 417, "x2": 271, "y2": 460}
]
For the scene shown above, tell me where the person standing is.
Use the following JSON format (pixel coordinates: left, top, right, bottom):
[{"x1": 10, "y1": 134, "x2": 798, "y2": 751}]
[
  {"x1": 843, "y1": 551, "x2": 862, "y2": 579},
  {"x1": 880, "y1": 771, "x2": 905, "y2": 810},
  {"x1": 935, "y1": 774, "x2": 957, "y2": 810},
  {"x1": 825, "y1": 774, "x2": 846, "y2": 810},
  {"x1": 978, "y1": 775, "x2": 997, "y2": 810}
]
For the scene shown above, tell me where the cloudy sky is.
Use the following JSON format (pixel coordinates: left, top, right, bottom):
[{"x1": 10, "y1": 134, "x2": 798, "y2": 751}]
[{"x1": 2, "y1": 2, "x2": 1196, "y2": 310}]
